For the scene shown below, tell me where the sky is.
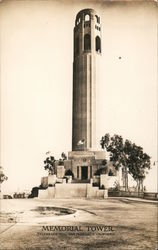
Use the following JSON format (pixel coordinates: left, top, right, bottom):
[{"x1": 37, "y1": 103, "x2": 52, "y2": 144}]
[{"x1": 0, "y1": 0, "x2": 157, "y2": 194}]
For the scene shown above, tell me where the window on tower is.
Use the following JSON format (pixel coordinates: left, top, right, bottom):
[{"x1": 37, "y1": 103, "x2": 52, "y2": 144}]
[
  {"x1": 95, "y1": 36, "x2": 101, "y2": 53},
  {"x1": 95, "y1": 15, "x2": 100, "y2": 24},
  {"x1": 84, "y1": 34, "x2": 91, "y2": 51},
  {"x1": 85, "y1": 14, "x2": 90, "y2": 21},
  {"x1": 76, "y1": 17, "x2": 80, "y2": 25}
]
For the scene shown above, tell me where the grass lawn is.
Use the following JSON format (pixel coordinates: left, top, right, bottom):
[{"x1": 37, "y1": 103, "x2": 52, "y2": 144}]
[{"x1": 0, "y1": 198, "x2": 157, "y2": 250}]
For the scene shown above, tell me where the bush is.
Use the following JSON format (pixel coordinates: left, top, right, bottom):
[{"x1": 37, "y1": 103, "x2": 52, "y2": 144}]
[
  {"x1": 100, "y1": 185, "x2": 105, "y2": 190},
  {"x1": 48, "y1": 184, "x2": 54, "y2": 187},
  {"x1": 93, "y1": 182, "x2": 99, "y2": 187},
  {"x1": 65, "y1": 169, "x2": 74, "y2": 178},
  {"x1": 95, "y1": 167, "x2": 108, "y2": 175},
  {"x1": 28, "y1": 186, "x2": 39, "y2": 198}
]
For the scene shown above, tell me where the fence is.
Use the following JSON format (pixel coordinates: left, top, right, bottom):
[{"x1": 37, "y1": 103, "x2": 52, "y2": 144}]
[{"x1": 108, "y1": 190, "x2": 158, "y2": 200}]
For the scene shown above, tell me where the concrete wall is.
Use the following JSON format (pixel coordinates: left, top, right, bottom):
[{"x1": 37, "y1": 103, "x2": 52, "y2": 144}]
[
  {"x1": 57, "y1": 165, "x2": 65, "y2": 178},
  {"x1": 48, "y1": 175, "x2": 57, "y2": 185},
  {"x1": 93, "y1": 175, "x2": 100, "y2": 184},
  {"x1": 93, "y1": 175, "x2": 119, "y2": 189},
  {"x1": 38, "y1": 183, "x2": 107, "y2": 199},
  {"x1": 107, "y1": 176, "x2": 118, "y2": 188},
  {"x1": 100, "y1": 174, "x2": 108, "y2": 189},
  {"x1": 64, "y1": 160, "x2": 72, "y2": 171},
  {"x1": 55, "y1": 183, "x2": 87, "y2": 198},
  {"x1": 87, "y1": 184, "x2": 107, "y2": 198},
  {"x1": 38, "y1": 187, "x2": 55, "y2": 199},
  {"x1": 41, "y1": 176, "x2": 48, "y2": 188}
]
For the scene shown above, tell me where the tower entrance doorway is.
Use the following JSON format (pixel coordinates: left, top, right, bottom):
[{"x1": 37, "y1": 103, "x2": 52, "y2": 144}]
[{"x1": 81, "y1": 166, "x2": 88, "y2": 180}]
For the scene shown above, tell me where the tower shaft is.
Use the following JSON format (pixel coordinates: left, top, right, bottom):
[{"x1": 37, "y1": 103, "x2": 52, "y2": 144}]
[{"x1": 72, "y1": 9, "x2": 101, "y2": 151}]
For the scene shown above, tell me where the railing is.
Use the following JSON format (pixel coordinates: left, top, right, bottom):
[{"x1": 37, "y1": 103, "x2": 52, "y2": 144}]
[
  {"x1": 108, "y1": 190, "x2": 158, "y2": 200},
  {"x1": 143, "y1": 192, "x2": 158, "y2": 200}
]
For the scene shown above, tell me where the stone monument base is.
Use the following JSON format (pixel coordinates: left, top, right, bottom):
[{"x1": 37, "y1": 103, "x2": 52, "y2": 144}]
[
  {"x1": 64, "y1": 150, "x2": 106, "y2": 181},
  {"x1": 38, "y1": 182, "x2": 108, "y2": 199}
]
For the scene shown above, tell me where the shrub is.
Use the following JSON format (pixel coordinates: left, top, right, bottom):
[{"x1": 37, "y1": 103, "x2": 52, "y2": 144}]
[{"x1": 100, "y1": 185, "x2": 105, "y2": 190}]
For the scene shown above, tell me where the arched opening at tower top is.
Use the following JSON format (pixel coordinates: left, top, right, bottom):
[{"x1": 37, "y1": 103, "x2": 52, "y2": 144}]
[
  {"x1": 96, "y1": 36, "x2": 101, "y2": 53},
  {"x1": 84, "y1": 34, "x2": 91, "y2": 51},
  {"x1": 95, "y1": 15, "x2": 100, "y2": 24},
  {"x1": 76, "y1": 17, "x2": 81, "y2": 25},
  {"x1": 85, "y1": 14, "x2": 90, "y2": 21}
]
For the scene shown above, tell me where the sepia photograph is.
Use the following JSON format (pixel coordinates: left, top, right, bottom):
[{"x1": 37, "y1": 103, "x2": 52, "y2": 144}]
[{"x1": 0, "y1": 0, "x2": 157, "y2": 249}]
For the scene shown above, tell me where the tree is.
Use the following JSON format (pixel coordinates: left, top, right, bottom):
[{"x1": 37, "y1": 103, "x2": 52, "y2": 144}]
[
  {"x1": 44, "y1": 152, "x2": 67, "y2": 173},
  {"x1": 0, "y1": 166, "x2": 8, "y2": 199},
  {"x1": 127, "y1": 145, "x2": 151, "y2": 192},
  {"x1": 100, "y1": 134, "x2": 151, "y2": 191},
  {"x1": 102, "y1": 159, "x2": 107, "y2": 166},
  {"x1": 58, "y1": 152, "x2": 67, "y2": 166},
  {"x1": 65, "y1": 169, "x2": 74, "y2": 178},
  {"x1": 0, "y1": 166, "x2": 8, "y2": 183},
  {"x1": 61, "y1": 152, "x2": 67, "y2": 161},
  {"x1": 44, "y1": 155, "x2": 56, "y2": 175},
  {"x1": 28, "y1": 187, "x2": 39, "y2": 198}
]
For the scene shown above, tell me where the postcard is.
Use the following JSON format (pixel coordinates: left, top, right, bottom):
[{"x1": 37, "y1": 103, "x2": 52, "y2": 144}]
[{"x1": 0, "y1": 1, "x2": 157, "y2": 249}]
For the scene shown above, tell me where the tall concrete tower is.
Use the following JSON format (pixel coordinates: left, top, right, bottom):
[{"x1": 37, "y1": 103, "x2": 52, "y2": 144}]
[
  {"x1": 65, "y1": 9, "x2": 106, "y2": 181},
  {"x1": 40, "y1": 8, "x2": 120, "y2": 187},
  {"x1": 72, "y1": 9, "x2": 101, "y2": 151}
]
